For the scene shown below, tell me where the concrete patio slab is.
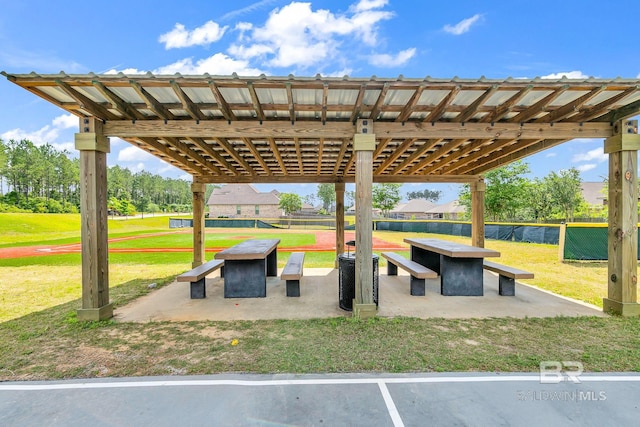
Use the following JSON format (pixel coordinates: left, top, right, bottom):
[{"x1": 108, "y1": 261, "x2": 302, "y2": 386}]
[{"x1": 115, "y1": 268, "x2": 605, "y2": 322}]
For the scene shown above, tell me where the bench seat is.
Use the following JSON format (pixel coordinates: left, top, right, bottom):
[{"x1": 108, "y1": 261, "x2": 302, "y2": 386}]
[
  {"x1": 483, "y1": 261, "x2": 534, "y2": 296},
  {"x1": 381, "y1": 252, "x2": 437, "y2": 296},
  {"x1": 177, "y1": 259, "x2": 225, "y2": 299},
  {"x1": 282, "y1": 252, "x2": 305, "y2": 297}
]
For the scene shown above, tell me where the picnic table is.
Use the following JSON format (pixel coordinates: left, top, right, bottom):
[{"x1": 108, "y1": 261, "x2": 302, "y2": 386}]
[
  {"x1": 404, "y1": 238, "x2": 500, "y2": 296},
  {"x1": 214, "y1": 238, "x2": 280, "y2": 298}
]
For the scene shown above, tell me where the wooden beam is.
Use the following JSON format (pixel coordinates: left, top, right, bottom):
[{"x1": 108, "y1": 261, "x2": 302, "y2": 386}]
[
  {"x1": 317, "y1": 138, "x2": 325, "y2": 175},
  {"x1": 534, "y1": 85, "x2": 605, "y2": 123},
  {"x1": 92, "y1": 81, "x2": 146, "y2": 120},
  {"x1": 56, "y1": 80, "x2": 119, "y2": 120},
  {"x1": 465, "y1": 139, "x2": 566, "y2": 175},
  {"x1": 471, "y1": 180, "x2": 486, "y2": 248},
  {"x1": 187, "y1": 137, "x2": 239, "y2": 175},
  {"x1": 454, "y1": 85, "x2": 498, "y2": 123},
  {"x1": 268, "y1": 137, "x2": 288, "y2": 175},
  {"x1": 374, "y1": 138, "x2": 417, "y2": 174},
  {"x1": 509, "y1": 86, "x2": 569, "y2": 123},
  {"x1": 439, "y1": 139, "x2": 505, "y2": 174},
  {"x1": 208, "y1": 81, "x2": 237, "y2": 121},
  {"x1": 427, "y1": 139, "x2": 492, "y2": 174},
  {"x1": 163, "y1": 137, "x2": 223, "y2": 175},
  {"x1": 130, "y1": 80, "x2": 176, "y2": 120},
  {"x1": 422, "y1": 85, "x2": 461, "y2": 122},
  {"x1": 373, "y1": 121, "x2": 612, "y2": 140},
  {"x1": 335, "y1": 182, "x2": 345, "y2": 268},
  {"x1": 286, "y1": 81, "x2": 295, "y2": 121},
  {"x1": 171, "y1": 80, "x2": 206, "y2": 121},
  {"x1": 349, "y1": 83, "x2": 367, "y2": 122},
  {"x1": 104, "y1": 120, "x2": 613, "y2": 140},
  {"x1": 75, "y1": 122, "x2": 112, "y2": 321},
  {"x1": 135, "y1": 137, "x2": 208, "y2": 175},
  {"x1": 481, "y1": 85, "x2": 533, "y2": 123},
  {"x1": 417, "y1": 139, "x2": 469, "y2": 175},
  {"x1": 333, "y1": 138, "x2": 350, "y2": 175},
  {"x1": 104, "y1": 120, "x2": 356, "y2": 138},
  {"x1": 604, "y1": 121, "x2": 640, "y2": 316},
  {"x1": 191, "y1": 181, "x2": 206, "y2": 268},
  {"x1": 215, "y1": 137, "x2": 257, "y2": 175},
  {"x1": 246, "y1": 82, "x2": 266, "y2": 121},
  {"x1": 241, "y1": 137, "x2": 272, "y2": 175},
  {"x1": 389, "y1": 138, "x2": 443, "y2": 174},
  {"x1": 368, "y1": 83, "x2": 389, "y2": 120},
  {"x1": 571, "y1": 86, "x2": 639, "y2": 123},
  {"x1": 396, "y1": 84, "x2": 426, "y2": 122},
  {"x1": 195, "y1": 173, "x2": 481, "y2": 184}
]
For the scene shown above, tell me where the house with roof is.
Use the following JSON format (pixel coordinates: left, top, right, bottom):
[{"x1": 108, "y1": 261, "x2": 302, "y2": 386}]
[
  {"x1": 207, "y1": 184, "x2": 281, "y2": 218},
  {"x1": 581, "y1": 182, "x2": 607, "y2": 206},
  {"x1": 425, "y1": 200, "x2": 466, "y2": 220},
  {"x1": 389, "y1": 199, "x2": 437, "y2": 219}
]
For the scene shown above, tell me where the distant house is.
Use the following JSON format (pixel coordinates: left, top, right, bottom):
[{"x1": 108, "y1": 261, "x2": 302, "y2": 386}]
[
  {"x1": 389, "y1": 199, "x2": 437, "y2": 219},
  {"x1": 426, "y1": 200, "x2": 465, "y2": 220},
  {"x1": 207, "y1": 184, "x2": 281, "y2": 218},
  {"x1": 581, "y1": 182, "x2": 607, "y2": 206}
]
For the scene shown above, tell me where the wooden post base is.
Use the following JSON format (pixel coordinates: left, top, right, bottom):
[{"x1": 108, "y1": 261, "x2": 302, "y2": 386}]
[
  {"x1": 353, "y1": 302, "x2": 377, "y2": 319},
  {"x1": 77, "y1": 303, "x2": 113, "y2": 321},
  {"x1": 603, "y1": 298, "x2": 640, "y2": 316}
]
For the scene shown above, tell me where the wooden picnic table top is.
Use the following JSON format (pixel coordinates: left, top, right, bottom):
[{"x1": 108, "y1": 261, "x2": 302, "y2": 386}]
[
  {"x1": 214, "y1": 239, "x2": 281, "y2": 260},
  {"x1": 404, "y1": 237, "x2": 500, "y2": 258}
]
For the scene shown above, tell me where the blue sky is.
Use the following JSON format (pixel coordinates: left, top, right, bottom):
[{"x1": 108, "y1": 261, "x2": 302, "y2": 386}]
[{"x1": 1, "y1": 0, "x2": 639, "y2": 202}]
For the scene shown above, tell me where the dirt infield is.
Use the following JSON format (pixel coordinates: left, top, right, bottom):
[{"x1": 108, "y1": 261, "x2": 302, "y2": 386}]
[{"x1": 0, "y1": 230, "x2": 406, "y2": 259}]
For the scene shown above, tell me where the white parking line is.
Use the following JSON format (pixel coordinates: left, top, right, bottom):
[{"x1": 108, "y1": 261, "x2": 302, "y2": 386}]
[
  {"x1": 1, "y1": 375, "x2": 639, "y2": 391},
  {"x1": 378, "y1": 381, "x2": 404, "y2": 427}
]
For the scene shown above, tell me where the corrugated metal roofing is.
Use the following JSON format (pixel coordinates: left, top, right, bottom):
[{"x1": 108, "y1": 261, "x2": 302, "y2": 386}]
[{"x1": 2, "y1": 72, "x2": 639, "y2": 184}]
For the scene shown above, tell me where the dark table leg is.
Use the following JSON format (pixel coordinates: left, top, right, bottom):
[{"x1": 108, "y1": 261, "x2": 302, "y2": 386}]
[
  {"x1": 223, "y1": 259, "x2": 267, "y2": 298},
  {"x1": 411, "y1": 246, "x2": 441, "y2": 274},
  {"x1": 440, "y1": 256, "x2": 483, "y2": 296},
  {"x1": 266, "y1": 249, "x2": 278, "y2": 277}
]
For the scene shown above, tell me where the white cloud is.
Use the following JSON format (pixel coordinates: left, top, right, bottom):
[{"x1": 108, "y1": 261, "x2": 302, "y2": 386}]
[
  {"x1": 118, "y1": 146, "x2": 155, "y2": 162},
  {"x1": 52, "y1": 114, "x2": 78, "y2": 129},
  {"x1": 577, "y1": 163, "x2": 597, "y2": 172},
  {"x1": 104, "y1": 67, "x2": 147, "y2": 75},
  {"x1": 572, "y1": 147, "x2": 607, "y2": 163},
  {"x1": 153, "y1": 53, "x2": 264, "y2": 75},
  {"x1": 1, "y1": 114, "x2": 77, "y2": 151},
  {"x1": 542, "y1": 71, "x2": 589, "y2": 79},
  {"x1": 221, "y1": 0, "x2": 279, "y2": 21},
  {"x1": 443, "y1": 14, "x2": 482, "y2": 35},
  {"x1": 233, "y1": 1, "x2": 397, "y2": 69},
  {"x1": 369, "y1": 48, "x2": 416, "y2": 67},
  {"x1": 545, "y1": 152, "x2": 557, "y2": 158},
  {"x1": 351, "y1": 0, "x2": 389, "y2": 12},
  {"x1": 159, "y1": 21, "x2": 228, "y2": 49}
]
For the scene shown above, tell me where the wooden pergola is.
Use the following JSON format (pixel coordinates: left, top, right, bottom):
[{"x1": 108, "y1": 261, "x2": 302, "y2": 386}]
[{"x1": 4, "y1": 72, "x2": 640, "y2": 319}]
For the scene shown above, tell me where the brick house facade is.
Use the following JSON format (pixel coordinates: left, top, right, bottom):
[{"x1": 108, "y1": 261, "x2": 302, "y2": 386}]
[{"x1": 207, "y1": 184, "x2": 282, "y2": 218}]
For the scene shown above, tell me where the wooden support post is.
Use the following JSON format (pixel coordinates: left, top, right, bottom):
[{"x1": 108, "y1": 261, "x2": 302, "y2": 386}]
[
  {"x1": 604, "y1": 120, "x2": 640, "y2": 316},
  {"x1": 353, "y1": 120, "x2": 377, "y2": 319},
  {"x1": 471, "y1": 179, "x2": 486, "y2": 248},
  {"x1": 335, "y1": 182, "x2": 345, "y2": 268},
  {"x1": 192, "y1": 181, "x2": 206, "y2": 268},
  {"x1": 75, "y1": 118, "x2": 112, "y2": 321}
]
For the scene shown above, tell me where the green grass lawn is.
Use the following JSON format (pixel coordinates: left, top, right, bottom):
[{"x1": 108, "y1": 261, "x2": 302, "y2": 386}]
[{"x1": 1, "y1": 214, "x2": 638, "y2": 381}]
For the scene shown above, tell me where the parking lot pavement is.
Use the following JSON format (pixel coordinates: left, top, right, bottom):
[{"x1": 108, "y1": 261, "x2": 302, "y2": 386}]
[{"x1": 1, "y1": 372, "x2": 639, "y2": 426}]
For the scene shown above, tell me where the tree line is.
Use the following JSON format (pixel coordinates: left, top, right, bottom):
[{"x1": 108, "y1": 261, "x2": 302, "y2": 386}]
[
  {"x1": 458, "y1": 161, "x2": 599, "y2": 222},
  {"x1": 0, "y1": 138, "x2": 194, "y2": 214}
]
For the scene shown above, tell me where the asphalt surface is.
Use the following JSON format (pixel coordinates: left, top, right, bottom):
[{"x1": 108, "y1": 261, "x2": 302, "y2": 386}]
[{"x1": 1, "y1": 373, "x2": 639, "y2": 426}]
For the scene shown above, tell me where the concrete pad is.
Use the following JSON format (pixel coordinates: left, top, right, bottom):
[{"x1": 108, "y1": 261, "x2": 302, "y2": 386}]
[{"x1": 115, "y1": 268, "x2": 605, "y2": 322}]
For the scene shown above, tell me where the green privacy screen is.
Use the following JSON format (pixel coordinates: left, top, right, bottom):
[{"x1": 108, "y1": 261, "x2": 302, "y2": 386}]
[{"x1": 562, "y1": 224, "x2": 640, "y2": 261}]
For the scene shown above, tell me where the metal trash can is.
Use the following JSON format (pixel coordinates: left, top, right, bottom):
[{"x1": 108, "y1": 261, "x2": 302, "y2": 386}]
[{"x1": 338, "y1": 253, "x2": 379, "y2": 311}]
